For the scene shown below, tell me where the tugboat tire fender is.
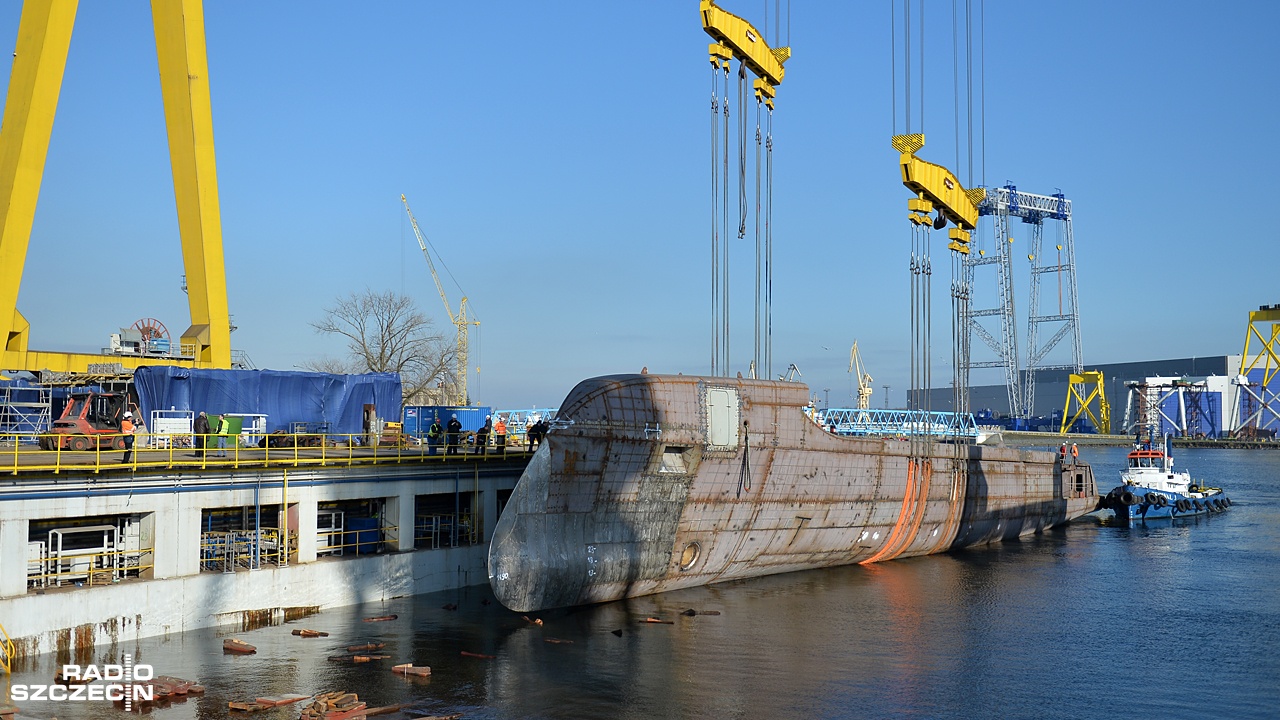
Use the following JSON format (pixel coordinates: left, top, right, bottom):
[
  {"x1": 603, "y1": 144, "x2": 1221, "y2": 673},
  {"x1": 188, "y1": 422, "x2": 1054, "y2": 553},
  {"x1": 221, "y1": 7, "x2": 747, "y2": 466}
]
[
  {"x1": 1193, "y1": 500, "x2": 1204, "y2": 512},
  {"x1": 1120, "y1": 491, "x2": 1139, "y2": 506}
]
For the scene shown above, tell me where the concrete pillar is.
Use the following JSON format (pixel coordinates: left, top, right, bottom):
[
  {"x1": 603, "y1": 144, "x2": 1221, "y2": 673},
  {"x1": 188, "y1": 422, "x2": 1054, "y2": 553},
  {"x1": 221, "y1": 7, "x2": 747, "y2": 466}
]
[
  {"x1": 0, "y1": 517, "x2": 29, "y2": 597},
  {"x1": 395, "y1": 489, "x2": 416, "y2": 552},
  {"x1": 482, "y1": 484, "x2": 498, "y2": 544},
  {"x1": 152, "y1": 495, "x2": 201, "y2": 579},
  {"x1": 295, "y1": 494, "x2": 318, "y2": 563}
]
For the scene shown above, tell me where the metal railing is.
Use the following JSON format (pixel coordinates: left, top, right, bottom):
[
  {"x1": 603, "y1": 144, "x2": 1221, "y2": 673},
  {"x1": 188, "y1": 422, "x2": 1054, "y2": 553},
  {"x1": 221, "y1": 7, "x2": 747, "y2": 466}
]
[
  {"x1": 200, "y1": 528, "x2": 297, "y2": 572},
  {"x1": 0, "y1": 430, "x2": 535, "y2": 475},
  {"x1": 26, "y1": 544, "x2": 156, "y2": 589},
  {"x1": 413, "y1": 512, "x2": 479, "y2": 549},
  {"x1": 1, "y1": 621, "x2": 14, "y2": 674}
]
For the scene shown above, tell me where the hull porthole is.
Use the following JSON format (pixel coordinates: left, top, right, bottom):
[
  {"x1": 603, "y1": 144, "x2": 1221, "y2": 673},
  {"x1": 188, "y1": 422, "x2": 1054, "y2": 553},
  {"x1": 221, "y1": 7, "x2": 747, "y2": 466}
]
[{"x1": 679, "y1": 542, "x2": 701, "y2": 571}]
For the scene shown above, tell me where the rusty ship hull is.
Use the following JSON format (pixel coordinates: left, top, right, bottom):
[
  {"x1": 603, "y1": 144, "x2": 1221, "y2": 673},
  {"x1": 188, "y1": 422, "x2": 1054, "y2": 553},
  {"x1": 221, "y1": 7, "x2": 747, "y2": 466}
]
[{"x1": 488, "y1": 373, "x2": 1098, "y2": 612}]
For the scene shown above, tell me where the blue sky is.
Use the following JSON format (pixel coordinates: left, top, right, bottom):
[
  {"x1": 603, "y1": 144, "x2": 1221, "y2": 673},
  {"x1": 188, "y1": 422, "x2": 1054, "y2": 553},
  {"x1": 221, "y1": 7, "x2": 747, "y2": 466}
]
[{"x1": 3, "y1": 1, "x2": 1277, "y2": 411}]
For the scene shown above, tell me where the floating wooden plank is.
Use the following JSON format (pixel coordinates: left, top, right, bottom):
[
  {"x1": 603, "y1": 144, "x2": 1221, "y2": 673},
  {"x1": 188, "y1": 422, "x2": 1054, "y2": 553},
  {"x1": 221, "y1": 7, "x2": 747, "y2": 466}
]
[
  {"x1": 292, "y1": 629, "x2": 330, "y2": 637},
  {"x1": 347, "y1": 642, "x2": 387, "y2": 652},
  {"x1": 543, "y1": 638, "x2": 573, "y2": 644},
  {"x1": 223, "y1": 638, "x2": 257, "y2": 653},
  {"x1": 362, "y1": 614, "x2": 398, "y2": 622},
  {"x1": 459, "y1": 651, "x2": 495, "y2": 659},
  {"x1": 391, "y1": 663, "x2": 432, "y2": 677},
  {"x1": 639, "y1": 618, "x2": 673, "y2": 624}
]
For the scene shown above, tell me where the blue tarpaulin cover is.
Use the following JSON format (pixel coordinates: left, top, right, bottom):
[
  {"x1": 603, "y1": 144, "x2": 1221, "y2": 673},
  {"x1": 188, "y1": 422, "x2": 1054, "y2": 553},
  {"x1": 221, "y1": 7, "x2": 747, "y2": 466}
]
[{"x1": 133, "y1": 367, "x2": 401, "y2": 436}]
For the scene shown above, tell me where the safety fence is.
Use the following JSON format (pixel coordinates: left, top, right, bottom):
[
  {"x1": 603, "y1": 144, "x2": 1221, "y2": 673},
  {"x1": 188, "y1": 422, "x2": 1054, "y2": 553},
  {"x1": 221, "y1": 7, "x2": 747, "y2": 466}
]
[
  {"x1": 26, "y1": 543, "x2": 155, "y2": 590},
  {"x1": 0, "y1": 431, "x2": 534, "y2": 474},
  {"x1": 200, "y1": 528, "x2": 298, "y2": 572},
  {"x1": 414, "y1": 512, "x2": 479, "y2": 550}
]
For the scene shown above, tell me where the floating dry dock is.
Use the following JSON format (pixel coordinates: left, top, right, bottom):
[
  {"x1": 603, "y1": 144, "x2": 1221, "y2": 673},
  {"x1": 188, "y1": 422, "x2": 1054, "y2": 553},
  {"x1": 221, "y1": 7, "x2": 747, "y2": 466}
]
[{"x1": 0, "y1": 445, "x2": 528, "y2": 661}]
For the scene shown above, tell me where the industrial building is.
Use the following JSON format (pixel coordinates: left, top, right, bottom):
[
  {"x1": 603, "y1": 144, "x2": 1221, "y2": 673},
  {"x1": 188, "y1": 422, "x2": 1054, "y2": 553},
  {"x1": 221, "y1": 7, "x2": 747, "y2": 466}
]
[{"x1": 934, "y1": 353, "x2": 1278, "y2": 438}]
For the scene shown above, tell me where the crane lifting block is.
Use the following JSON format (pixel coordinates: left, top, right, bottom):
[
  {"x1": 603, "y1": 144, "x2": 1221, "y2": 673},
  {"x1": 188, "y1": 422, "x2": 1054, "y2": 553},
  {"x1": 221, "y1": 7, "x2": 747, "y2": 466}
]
[
  {"x1": 892, "y1": 134, "x2": 983, "y2": 231},
  {"x1": 752, "y1": 77, "x2": 776, "y2": 104},
  {"x1": 709, "y1": 42, "x2": 732, "y2": 68},
  {"x1": 701, "y1": 0, "x2": 788, "y2": 91}
]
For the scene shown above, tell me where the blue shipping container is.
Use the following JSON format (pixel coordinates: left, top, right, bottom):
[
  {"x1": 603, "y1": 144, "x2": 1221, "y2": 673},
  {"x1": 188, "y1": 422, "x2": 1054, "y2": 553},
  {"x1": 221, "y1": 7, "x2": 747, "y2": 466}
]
[{"x1": 402, "y1": 406, "x2": 493, "y2": 436}]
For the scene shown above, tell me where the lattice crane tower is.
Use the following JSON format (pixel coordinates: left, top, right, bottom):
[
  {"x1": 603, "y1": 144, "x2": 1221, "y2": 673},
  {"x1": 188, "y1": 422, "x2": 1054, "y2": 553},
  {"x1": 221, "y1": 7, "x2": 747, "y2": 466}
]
[{"x1": 968, "y1": 185, "x2": 1082, "y2": 419}]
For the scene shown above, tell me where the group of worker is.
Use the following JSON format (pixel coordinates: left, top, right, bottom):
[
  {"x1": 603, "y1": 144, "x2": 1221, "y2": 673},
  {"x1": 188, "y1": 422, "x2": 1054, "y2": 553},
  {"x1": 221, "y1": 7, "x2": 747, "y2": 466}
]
[
  {"x1": 422, "y1": 413, "x2": 552, "y2": 456},
  {"x1": 119, "y1": 410, "x2": 235, "y2": 464},
  {"x1": 1059, "y1": 442, "x2": 1079, "y2": 465},
  {"x1": 191, "y1": 411, "x2": 234, "y2": 458}
]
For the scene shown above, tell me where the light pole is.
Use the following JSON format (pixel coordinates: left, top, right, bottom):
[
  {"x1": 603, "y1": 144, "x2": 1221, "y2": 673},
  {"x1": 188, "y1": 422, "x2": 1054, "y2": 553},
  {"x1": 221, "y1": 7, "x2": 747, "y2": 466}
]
[
  {"x1": 883, "y1": 385, "x2": 891, "y2": 409},
  {"x1": 823, "y1": 388, "x2": 831, "y2": 410}
]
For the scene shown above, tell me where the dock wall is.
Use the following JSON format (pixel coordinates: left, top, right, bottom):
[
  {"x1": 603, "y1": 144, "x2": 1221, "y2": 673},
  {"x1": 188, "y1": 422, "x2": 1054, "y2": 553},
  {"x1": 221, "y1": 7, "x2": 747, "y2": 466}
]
[{"x1": 0, "y1": 459, "x2": 524, "y2": 660}]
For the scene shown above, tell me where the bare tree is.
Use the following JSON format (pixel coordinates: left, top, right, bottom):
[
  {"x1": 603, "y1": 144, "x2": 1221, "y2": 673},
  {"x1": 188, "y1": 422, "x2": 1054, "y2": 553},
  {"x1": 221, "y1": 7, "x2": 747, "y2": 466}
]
[{"x1": 309, "y1": 289, "x2": 455, "y2": 403}]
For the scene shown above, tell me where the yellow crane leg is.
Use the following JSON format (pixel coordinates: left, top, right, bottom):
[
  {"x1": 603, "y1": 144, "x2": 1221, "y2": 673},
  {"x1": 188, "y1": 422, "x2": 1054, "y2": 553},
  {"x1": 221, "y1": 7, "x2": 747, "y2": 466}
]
[
  {"x1": 0, "y1": 0, "x2": 78, "y2": 360},
  {"x1": 152, "y1": 0, "x2": 231, "y2": 368}
]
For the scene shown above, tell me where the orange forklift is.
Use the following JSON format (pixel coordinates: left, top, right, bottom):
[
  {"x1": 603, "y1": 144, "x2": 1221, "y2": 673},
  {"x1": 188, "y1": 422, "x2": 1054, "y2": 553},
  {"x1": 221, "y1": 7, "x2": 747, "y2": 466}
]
[{"x1": 38, "y1": 391, "x2": 138, "y2": 451}]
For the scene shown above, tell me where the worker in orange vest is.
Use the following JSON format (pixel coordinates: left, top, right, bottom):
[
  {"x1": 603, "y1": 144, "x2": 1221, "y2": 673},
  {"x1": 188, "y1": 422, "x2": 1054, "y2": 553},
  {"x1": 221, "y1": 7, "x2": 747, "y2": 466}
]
[
  {"x1": 493, "y1": 416, "x2": 507, "y2": 453},
  {"x1": 121, "y1": 411, "x2": 136, "y2": 464},
  {"x1": 1070, "y1": 443, "x2": 1079, "y2": 464}
]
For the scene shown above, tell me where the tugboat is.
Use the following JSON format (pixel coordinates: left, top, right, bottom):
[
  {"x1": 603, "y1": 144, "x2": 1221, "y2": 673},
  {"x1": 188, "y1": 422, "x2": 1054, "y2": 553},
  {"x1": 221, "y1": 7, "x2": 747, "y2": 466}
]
[{"x1": 1100, "y1": 435, "x2": 1232, "y2": 519}]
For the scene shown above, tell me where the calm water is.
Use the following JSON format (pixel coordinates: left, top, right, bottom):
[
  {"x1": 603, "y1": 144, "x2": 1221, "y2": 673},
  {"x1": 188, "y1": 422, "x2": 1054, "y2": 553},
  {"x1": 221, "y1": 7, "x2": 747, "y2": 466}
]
[{"x1": 7, "y1": 446, "x2": 1279, "y2": 719}]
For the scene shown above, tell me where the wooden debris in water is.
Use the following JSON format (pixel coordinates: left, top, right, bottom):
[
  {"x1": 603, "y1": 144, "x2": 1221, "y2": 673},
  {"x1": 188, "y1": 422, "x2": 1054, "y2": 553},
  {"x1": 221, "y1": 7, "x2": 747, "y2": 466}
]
[
  {"x1": 362, "y1": 614, "x2": 398, "y2": 622},
  {"x1": 300, "y1": 691, "x2": 368, "y2": 720},
  {"x1": 639, "y1": 617, "x2": 673, "y2": 624},
  {"x1": 291, "y1": 628, "x2": 330, "y2": 637},
  {"x1": 347, "y1": 641, "x2": 387, "y2": 652},
  {"x1": 392, "y1": 663, "x2": 432, "y2": 677},
  {"x1": 543, "y1": 637, "x2": 574, "y2": 644},
  {"x1": 460, "y1": 650, "x2": 496, "y2": 659}
]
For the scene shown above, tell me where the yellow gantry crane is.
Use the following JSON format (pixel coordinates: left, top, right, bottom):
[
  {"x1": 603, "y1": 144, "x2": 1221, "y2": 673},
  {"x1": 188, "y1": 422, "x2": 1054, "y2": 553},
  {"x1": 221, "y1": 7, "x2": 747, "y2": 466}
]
[
  {"x1": 849, "y1": 341, "x2": 874, "y2": 410},
  {"x1": 0, "y1": 0, "x2": 232, "y2": 373},
  {"x1": 401, "y1": 194, "x2": 478, "y2": 407}
]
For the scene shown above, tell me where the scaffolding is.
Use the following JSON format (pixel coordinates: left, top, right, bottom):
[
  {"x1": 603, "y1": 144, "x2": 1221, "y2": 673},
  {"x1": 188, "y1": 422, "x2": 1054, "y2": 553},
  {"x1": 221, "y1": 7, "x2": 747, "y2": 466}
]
[
  {"x1": 0, "y1": 381, "x2": 51, "y2": 444},
  {"x1": 970, "y1": 185, "x2": 1082, "y2": 418}
]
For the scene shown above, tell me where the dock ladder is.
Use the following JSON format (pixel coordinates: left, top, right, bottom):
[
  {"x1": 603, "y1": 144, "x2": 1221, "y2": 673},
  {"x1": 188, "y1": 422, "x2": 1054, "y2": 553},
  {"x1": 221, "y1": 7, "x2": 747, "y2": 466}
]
[{"x1": 0, "y1": 620, "x2": 14, "y2": 673}]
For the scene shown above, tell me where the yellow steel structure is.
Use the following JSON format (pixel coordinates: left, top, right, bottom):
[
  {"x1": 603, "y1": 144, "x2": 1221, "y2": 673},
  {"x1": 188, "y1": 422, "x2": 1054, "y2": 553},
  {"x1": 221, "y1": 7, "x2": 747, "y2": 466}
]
[
  {"x1": 1238, "y1": 304, "x2": 1280, "y2": 432},
  {"x1": 401, "y1": 194, "x2": 479, "y2": 407},
  {"x1": 1240, "y1": 304, "x2": 1280, "y2": 389},
  {"x1": 848, "y1": 340, "x2": 874, "y2": 410},
  {"x1": 891, "y1": 133, "x2": 986, "y2": 254},
  {"x1": 700, "y1": 0, "x2": 790, "y2": 106},
  {"x1": 1060, "y1": 370, "x2": 1111, "y2": 435},
  {"x1": 0, "y1": 0, "x2": 231, "y2": 373}
]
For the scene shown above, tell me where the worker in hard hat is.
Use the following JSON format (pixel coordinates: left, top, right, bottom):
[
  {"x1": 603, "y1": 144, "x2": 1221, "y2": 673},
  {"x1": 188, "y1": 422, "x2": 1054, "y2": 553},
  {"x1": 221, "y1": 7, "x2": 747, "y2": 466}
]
[{"x1": 121, "y1": 411, "x2": 136, "y2": 464}]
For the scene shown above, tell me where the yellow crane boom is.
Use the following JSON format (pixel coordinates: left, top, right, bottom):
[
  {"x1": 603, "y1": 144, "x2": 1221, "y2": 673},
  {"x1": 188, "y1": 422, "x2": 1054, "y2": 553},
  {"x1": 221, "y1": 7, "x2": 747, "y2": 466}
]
[
  {"x1": 401, "y1": 194, "x2": 478, "y2": 406},
  {"x1": 849, "y1": 341, "x2": 874, "y2": 410}
]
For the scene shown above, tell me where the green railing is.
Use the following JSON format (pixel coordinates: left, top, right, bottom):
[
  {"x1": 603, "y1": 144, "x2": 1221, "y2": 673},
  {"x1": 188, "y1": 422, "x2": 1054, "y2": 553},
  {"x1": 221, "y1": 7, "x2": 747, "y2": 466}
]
[{"x1": 0, "y1": 431, "x2": 533, "y2": 474}]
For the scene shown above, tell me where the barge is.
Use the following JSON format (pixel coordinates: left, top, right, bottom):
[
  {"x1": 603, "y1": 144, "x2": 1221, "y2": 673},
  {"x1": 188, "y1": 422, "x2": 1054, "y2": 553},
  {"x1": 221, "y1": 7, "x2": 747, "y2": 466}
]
[{"x1": 488, "y1": 373, "x2": 1098, "y2": 612}]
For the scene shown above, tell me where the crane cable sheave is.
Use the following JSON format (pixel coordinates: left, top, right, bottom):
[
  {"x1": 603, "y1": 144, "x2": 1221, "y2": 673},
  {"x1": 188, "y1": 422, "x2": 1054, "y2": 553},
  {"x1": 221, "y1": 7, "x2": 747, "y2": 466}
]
[{"x1": 701, "y1": 0, "x2": 789, "y2": 105}]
